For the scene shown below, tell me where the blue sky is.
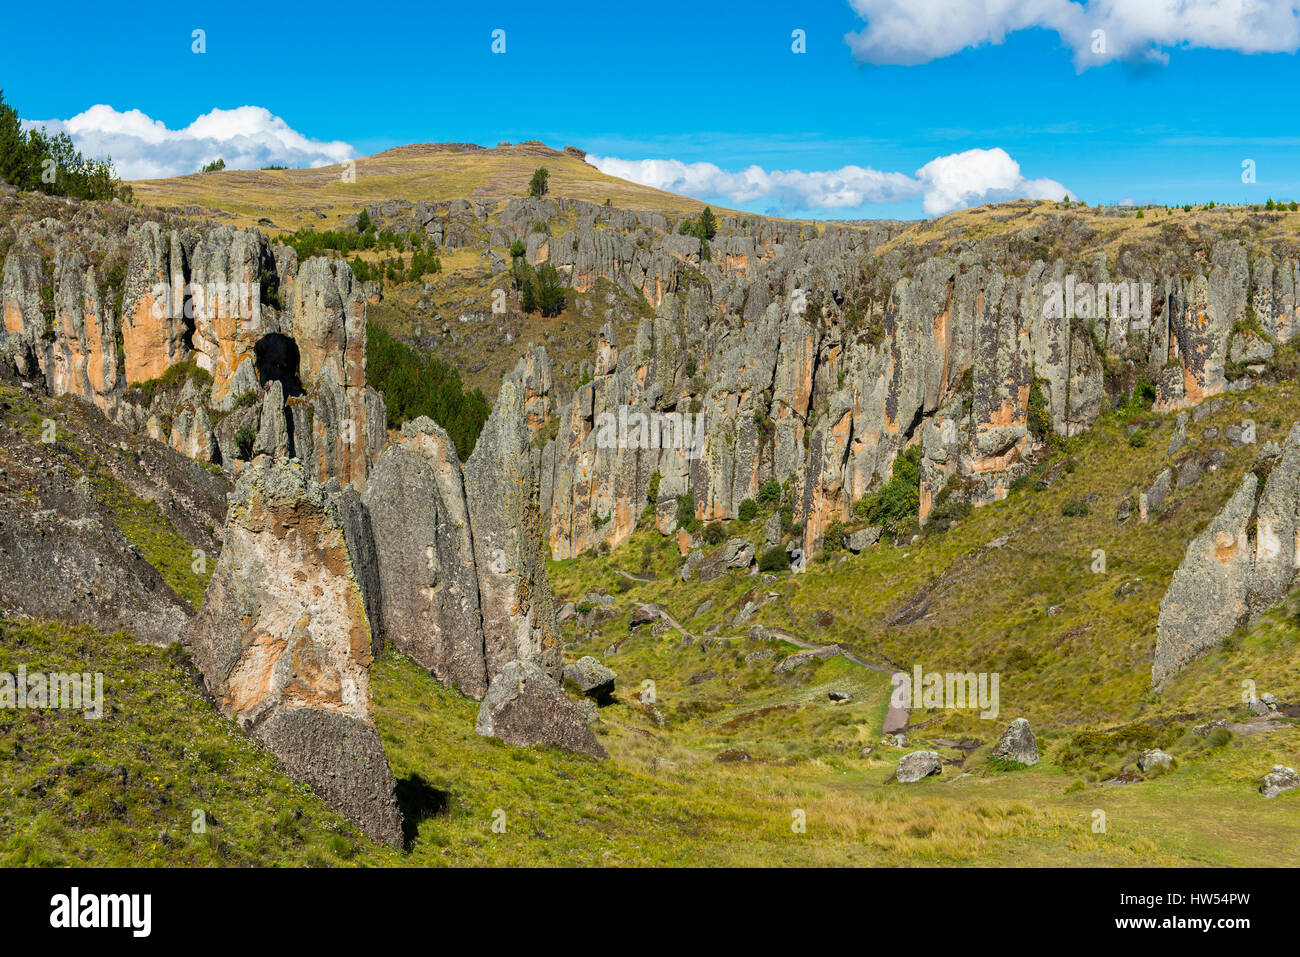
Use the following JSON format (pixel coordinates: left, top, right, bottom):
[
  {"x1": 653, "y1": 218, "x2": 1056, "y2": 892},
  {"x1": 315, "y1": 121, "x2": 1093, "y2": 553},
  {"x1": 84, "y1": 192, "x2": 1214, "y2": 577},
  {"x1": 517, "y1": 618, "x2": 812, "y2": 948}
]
[{"x1": 6, "y1": 0, "x2": 1300, "y2": 219}]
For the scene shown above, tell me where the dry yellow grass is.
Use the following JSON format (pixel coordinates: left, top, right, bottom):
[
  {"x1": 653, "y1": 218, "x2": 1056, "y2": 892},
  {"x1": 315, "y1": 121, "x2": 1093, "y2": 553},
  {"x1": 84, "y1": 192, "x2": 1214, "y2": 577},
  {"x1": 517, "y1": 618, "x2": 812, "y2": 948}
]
[{"x1": 129, "y1": 142, "x2": 734, "y2": 232}]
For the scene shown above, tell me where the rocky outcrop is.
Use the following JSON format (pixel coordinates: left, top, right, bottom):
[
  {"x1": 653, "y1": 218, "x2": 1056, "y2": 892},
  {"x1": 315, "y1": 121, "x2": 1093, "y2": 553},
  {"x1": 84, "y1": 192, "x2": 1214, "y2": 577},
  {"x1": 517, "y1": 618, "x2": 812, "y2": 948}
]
[
  {"x1": 562, "y1": 656, "x2": 616, "y2": 703},
  {"x1": 1153, "y1": 423, "x2": 1300, "y2": 686},
  {"x1": 362, "y1": 417, "x2": 487, "y2": 698},
  {"x1": 475, "y1": 659, "x2": 607, "y2": 757},
  {"x1": 465, "y1": 353, "x2": 561, "y2": 679},
  {"x1": 1260, "y1": 765, "x2": 1299, "y2": 798},
  {"x1": 182, "y1": 460, "x2": 402, "y2": 846},
  {"x1": 991, "y1": 717, "x2": 1039, "y2": 766},
  {"x1": 2, "y1": 217, "x2": 384, "y2": 489},
  {"x1": 896, "y1": 750, "x2": 942, "y2": 783}
]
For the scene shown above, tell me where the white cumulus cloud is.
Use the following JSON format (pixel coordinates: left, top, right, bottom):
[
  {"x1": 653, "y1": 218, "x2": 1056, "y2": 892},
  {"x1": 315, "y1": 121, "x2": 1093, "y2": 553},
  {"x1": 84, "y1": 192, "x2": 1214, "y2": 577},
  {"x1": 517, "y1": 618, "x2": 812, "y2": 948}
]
[
  {"x1": 587, "y1": 147, "x2": 1071, "y2": 217},
  {"x1": 22, "y1": 105, "x2": 356, "y2": 180},
  {"x1": 844, "y1": 0, "x2": 1300, "y2": 69},
  {"x1": 915, "y1": 147, "x2": 1071, "y2": 215}
]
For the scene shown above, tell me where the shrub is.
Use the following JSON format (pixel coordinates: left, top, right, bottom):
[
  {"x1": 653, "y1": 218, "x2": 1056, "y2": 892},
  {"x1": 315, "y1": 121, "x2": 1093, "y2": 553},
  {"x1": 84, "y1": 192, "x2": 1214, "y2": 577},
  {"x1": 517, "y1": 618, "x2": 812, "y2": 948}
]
[
  {"x1": 1061, "y1": 498, "x2": 1091, "y2": 517},
  {"x1": 737, "y1": 498, "x2": 758, "y2": 522},
  {"x1": 675, "y1": 493, "x2": 698, "y2": 531},
  {"x1": 235, "y1": 425, "x2": 256, "y2": 461},
  {"x1": 855, "y1": 445, "x2": 921, "y2": 534},
  {"x1": 1128, "y1": 429, "x2": 1148, "y2": 448},
  {"x1": 702, "y1": 521, "x2": 725, "y2": 545},
  {"x1": 758, "y1": 547, "x2": 790, "y2": 573},
  {"x1": 757, "y1": 479, "x2": 782, "y2": 509},
  {"x1": 646, "y1": 470, "x2": 661, "y2": 505}
]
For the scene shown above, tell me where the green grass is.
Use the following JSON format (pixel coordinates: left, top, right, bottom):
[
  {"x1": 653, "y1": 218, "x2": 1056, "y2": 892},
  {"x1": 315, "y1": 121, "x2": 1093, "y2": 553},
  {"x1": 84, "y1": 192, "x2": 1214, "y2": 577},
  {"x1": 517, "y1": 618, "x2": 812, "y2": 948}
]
[{"x1": 0, "y1": 619, "x2": 383, "y2": 866}]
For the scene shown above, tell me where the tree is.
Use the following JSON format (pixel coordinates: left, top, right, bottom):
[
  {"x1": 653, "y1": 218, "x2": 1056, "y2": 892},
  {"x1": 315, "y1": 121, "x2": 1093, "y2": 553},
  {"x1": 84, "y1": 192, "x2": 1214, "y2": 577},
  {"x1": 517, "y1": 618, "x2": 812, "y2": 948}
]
[
  {"x1": 201, "y1": 157, "x2": 226, "y2": 173},
  {"x1": 528, "y1": 166, "x2": 549, "y2": 197},
  {"x1": 534, "y1": 262, "x2": 566, "y2": 317},
  {"x1": 355, "y1": 209, "x2": 372, "y2": 233},
  {"x1": 509, "y1": 238, "x2": 526, "y2": 259},
  {"x1": 697, "y1": 206, "x2": 718, "y2": 240},
  {"x1": 0, "y1": 90, "x2": 129, "y2": 201}
]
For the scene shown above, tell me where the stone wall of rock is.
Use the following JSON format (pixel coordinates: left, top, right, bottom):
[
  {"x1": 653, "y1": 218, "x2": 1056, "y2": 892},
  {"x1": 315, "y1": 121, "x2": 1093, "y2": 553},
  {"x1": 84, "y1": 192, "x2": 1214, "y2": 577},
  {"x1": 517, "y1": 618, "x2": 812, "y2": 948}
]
[
  {"x1": 2, "y1": 218, "x2": 385, "y2": 488},
  {"x1": 536, "y1": 230, "x2": 1300, "y2": 560},
  {"x1": 182, "y1": 460, "x2": 403, "y2": 846}
]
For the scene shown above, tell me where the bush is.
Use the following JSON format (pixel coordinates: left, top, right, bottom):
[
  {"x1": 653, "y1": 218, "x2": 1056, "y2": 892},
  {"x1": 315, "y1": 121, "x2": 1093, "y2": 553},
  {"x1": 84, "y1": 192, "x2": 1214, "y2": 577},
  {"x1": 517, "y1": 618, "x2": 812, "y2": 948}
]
[
  {"x1": 675, "y1": 493, "x2": 698, "y2": 531},
  {"x1": 646, "y1": 470, "x2": 661, "y2": 506},
  {"x1": 737, "y1": 498, "x2": 758, "y2": 522},
  {"x1": 757, "y1": 479, "x2": 782, "y2": 509},
  {"x1": 1128, "y1": 429, "x2": 1148, "y2": 448},
  {"x1": 1061, "y1": 498, "x2": 1091, "y2": 517},
  {"x1": 854, "y1": 445, "x2": 921, "y2": 534},
  {"x1": 235, "y1": 425, "x2": 256, "y2": 461},
  {"x1": 702, "y1": 521, "x2": 725, "y2": 545},
  {"x1": 758, "y1": 547, "x2": 790, "y2": 573}
]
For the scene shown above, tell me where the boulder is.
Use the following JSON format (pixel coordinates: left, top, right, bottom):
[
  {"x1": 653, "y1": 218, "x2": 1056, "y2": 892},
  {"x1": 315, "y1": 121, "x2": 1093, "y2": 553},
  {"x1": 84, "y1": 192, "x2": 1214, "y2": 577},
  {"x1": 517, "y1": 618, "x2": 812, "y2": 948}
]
[
  {"x1": 896, "y1": 750, "x2": 942, "y2": 783},
  {"x1": 844, "y1": 526, "x2": 882, "y2": 552},
  {"x1": 763, "y1": 511, "x2": 782, "y2": 548},
  {"x1": 630, "y1": 604, "x2": 659, "y2": 629},
  {"x1": 1137, "y1": 749, "x2": 1174, "y2": 774},
  {"x1": 475, "y1": 659, "x2": 607, "y2": 758},
  {"x1": 827, "y1": 690, "x2": 851, "y2": 703},
  {"x1": 563, "y1": 655, "x2": 617, "y2": 702},
  {"x1": 182, "y1": 460, "x2": 402, "y2": 846},
  {"x1": 991, "y1": 717, "x2": 1039, "y2": 765},
  {"x1": 1153, "y1": 474, "x2": 1257, "y2": 686},
  {"x1": 724, "y1": 538, "x2": 755, "y2": 568},
  {"x1": 1260, "y1": 765, "x2": 1299, "y2": 799}
]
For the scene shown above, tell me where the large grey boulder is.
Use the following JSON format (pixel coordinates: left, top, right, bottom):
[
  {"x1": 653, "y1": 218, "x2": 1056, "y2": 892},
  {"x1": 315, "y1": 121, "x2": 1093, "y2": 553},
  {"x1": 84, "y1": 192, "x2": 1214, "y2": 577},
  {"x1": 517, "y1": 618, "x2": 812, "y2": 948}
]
[
  {"x1": 764, "y1": 512, "x2": 782, "y2": 548},
  {"x1": 363, "y1": 417, "x2": 487, "y2": 698},
  {"x1": 476, "y1": 659, "x2": 607, "y2": 758},
  {"x1": 1154, "y1": 423, "x2": 1300, "y2": 684},
  {"x1": 844, "y1": 526, "x2": 882, "y2": 552},
  {"x1": 1248, "y1": 423, "x2": 1300, "y2": 617},
  {"x1": 563, "y1": 655, "x2": 617, "y2": 702},
  {"x1": 1137, "y1": 749, "x2": 1174, "y2": 774},
  {"x1": 991, "y1": 717, "x2": 1039, "y2": 766},
  {"x1": 896, "y1": 750, "x2": 942, "y2": 783},
  {"x1": 182, "y1": 460, "x2": 403, "y2": 847},
  {"x1": 1260, "y1": 765, "x2": 1299, "y2": 799},
  {"x1": 724, "y1": 538, "x2": 755, "y2": 568}
]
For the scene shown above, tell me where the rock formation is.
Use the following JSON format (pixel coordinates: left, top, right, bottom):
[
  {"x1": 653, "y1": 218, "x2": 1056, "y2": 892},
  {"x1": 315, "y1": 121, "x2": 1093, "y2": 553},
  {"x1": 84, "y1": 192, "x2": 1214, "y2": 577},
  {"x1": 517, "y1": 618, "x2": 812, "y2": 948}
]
[
  {"x1": 3, "y1": 217, "x2": 386, "y2": 489},
  {"x1": 363, "y1": 417, "x2": 487, "y2": 697},
  {"x1": 476, "y1": 659, "x2": 607, "y2": 758},
  {"x1": 465, "y1": 351, "x2": 561, "y2": 679},
  {"x1": 1153, "y1": 423, "x2": 1300, "y2": 686},
  {"x1": 991, "y1": 717, "x2": 1039, "y2": 766},
  {"x1": 182, "y1": 460, "x2": 403, "y2": 846}
]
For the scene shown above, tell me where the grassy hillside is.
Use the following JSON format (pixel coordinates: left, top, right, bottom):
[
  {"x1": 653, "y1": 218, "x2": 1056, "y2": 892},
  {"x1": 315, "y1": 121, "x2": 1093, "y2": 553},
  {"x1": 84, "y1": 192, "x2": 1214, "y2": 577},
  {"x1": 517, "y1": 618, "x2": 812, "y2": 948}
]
[{"x1": 128, "y1": 142, "x2": 726, "y2": 233}]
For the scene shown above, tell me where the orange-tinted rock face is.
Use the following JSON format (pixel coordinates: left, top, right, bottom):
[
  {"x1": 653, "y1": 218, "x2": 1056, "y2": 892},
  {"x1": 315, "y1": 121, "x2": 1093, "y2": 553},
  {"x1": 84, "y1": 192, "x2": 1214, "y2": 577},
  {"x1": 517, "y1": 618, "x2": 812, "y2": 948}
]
[
  {"x1": 120, "y1": 223, "x2": 191, "y2": 386},
  {"x1": 182, "y1": 460, "x2": 402, "y2": 846},
  {"x1": 190, "y1": 227, "x2": 265, "y2": 409}
]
